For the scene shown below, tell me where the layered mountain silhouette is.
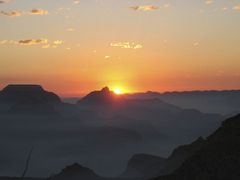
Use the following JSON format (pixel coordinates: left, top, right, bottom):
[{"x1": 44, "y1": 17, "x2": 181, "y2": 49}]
[
  {"x1": 126, "y1": 90, "x2": 240, "y2": 115},
  {"x1": 49, "y1": 114, "x2": 240, "y2": 180},
  {"x1": 121, "y1": 137, "x2": 204, "y2": 179},
  {"x1": 121, "y1": 154, "x2": 166, "y2": 178},
  {"x1": 0, "y1": 85, "x2": 226, "y2": 177},
  {"x1": 0, "y1": 85, "x2": 61, "y2": 104},
  {"x1": 152, "y1": 114, "x2": 240, "y2": 180},
  {"x1": 0, "y1": 85, "x2": 61, "y2": 115},
  {"x1": 50, "y1": 163, "x2": 145, "y2": 180},
  {"x1": 155, "y1": 137, "x2": 204, "y2": 176},
  {"x1": 78, "y1": 87, "x2": 222, "y2": 151},
  {"x1": 78, "y1": 87, "x2": 124, "y2": 106},
  {"x1": 51, "y1": 163, "x2": 103, "y2": 180}
]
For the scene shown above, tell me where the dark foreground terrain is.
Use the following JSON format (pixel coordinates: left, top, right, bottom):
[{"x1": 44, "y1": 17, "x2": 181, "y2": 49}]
[
  {"x1": 0, "y1": 115, "x2": 240, "y2": 180},
  {"x1": 1, "y1": 114, "x2": 240, "y2": 180}
]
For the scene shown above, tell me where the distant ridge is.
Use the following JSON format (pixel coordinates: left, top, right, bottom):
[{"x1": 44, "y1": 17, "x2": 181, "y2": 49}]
[
  {"x1": 121, "y1": 154, "x2": 166, "y2": 178},
  {"x1": 77, "y1": 86, "x2": 124, "y2": 105},
  {"x1": 2, "y1": 84, "x2": 44, "y2": 92},
  {"x1": 126, "y1": 90, "x2": 240, "y2": 114},
  {"x1": 0, "y1": 84, "x2": 61, "y2": 104},
  {"x1": 51, "y1": 163, "x2": 103, "y2": 180},
  {"x1": 0, "y1": 84, "x2": 61, "y2": 115}
]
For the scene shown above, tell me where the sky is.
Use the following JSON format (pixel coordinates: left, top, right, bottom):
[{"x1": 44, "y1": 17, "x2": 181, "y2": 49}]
[{"x1": 0, "y1": 0, "x2": 240, "y2": 96}]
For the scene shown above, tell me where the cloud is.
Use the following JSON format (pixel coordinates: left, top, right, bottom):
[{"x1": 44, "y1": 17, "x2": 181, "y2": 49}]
[
  {"x1": 1, "y1": 38, "x2": 65, "y2": 49},
  {"x1": 110, "y1": 42, "x2": 143, "y2": 49},
  {"x1": 0, "y1": 40, "x2": 16, "y2": 44},
  {"x1": 30, "y1": 9, "x2": 48, "y2": 15},
  {"x1": 0, "y1": 9, "x2": 48, "y2": 17},
  {"x1": 53, "y1": 40, "x2": 63, "y2": 45},
  {"x1": 18, "y1": 39, "x2": 48, "y2": 45},
  {"x1": 233, "y1": 4, "x2": 240, "y2": 12},
  {"x1": 130, "y1": 5, "x2": 158, "y2": 11},
  {"x1": 1, "y1": 39, "x2": 48, "y2": 46},
  {"x1": 0, "y1": 10, "x2": 22, "y2": 17}
]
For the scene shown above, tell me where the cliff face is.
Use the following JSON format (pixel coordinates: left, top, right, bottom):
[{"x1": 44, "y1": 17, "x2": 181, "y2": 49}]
[{"x1": 153, "y1": 114, "x2": 240, "y2": 180}]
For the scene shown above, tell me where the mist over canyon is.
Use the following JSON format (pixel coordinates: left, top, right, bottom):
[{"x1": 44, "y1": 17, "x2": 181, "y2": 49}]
[{"x1": 1, "y1": 84, "x2": 237, "y2": 178}]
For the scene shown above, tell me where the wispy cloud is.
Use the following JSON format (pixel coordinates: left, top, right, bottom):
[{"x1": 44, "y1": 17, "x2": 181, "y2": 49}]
[
  {"x1": 18, "y1": 39, "x2": 48, "y2": 45},
  {"x1": 0, "y1": 10, "x2": 21, "y2": 17},
  {"x1": 110, "y1": 42, "x2": 143, "y2": 49},
  {"x1": 0, "y1": 9, "x2": 48, "y2": 17},
  {"x1": 53, "y1": 40, "x2": 63, "y2": 45},
  {"x1": 130, "y1": 5, "x2": 158, "y2": 11},
  {"x1": 30, "y1": 9, "x2": 48, "y2": 15},
  {"x1": 0, "y1": 39, "x2": 65, "y2": 49}
]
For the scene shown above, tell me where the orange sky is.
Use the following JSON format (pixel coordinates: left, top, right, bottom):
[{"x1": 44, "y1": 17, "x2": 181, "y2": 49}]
[{"x1": 1, "y1": 0, "x2": 240, "y2": 96}]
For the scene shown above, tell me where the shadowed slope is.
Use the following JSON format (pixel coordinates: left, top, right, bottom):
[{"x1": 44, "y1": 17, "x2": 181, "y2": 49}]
[{"x1": 152, "y1": 114, "x2": 240, "y2": 180}]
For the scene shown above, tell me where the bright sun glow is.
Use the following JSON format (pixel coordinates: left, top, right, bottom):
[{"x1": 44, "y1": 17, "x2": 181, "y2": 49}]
[{"x1": 113, "y1": 88, "x2": 122, "y2": 95}]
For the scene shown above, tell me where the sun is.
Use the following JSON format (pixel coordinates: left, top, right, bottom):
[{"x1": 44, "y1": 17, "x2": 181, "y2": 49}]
[{"x1": 113, "y1": 88, "x2": 122, "y2": 95}]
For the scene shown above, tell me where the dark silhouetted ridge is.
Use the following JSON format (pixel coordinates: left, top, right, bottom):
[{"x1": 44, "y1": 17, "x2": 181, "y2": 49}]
[
  {"x1": 154, "y1": 136, "x2": 205, "y2": 176},
  {"x1": 121, "y1": 137, "x2": 205, "y2": 179},
  {"x1": 51, "y1": 163, "x2": 102, "y2": 180},
  {"x1": 0, "y1": 84, "x2": 61, "y2": 115},
  {"x1": 77, "y1": 86, "x2": 124, "y2": 105},
  {"x1": 2, "y1": 84, "x2": 44, "y2": 92},
  {"x1": 0, "y1": 84, "x2": 61, "y2": 104},
  {"x1": 121, "y1": 154, "x2": 166, "y2": 178},
  {"x1": 152, "y1": 114, "x2": 240, "y2": 180}
]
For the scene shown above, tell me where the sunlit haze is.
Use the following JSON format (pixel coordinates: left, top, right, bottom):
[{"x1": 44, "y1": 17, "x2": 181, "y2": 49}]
[{"x1": 113, "y1": 88, "x2": 123, "y2": 95}]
